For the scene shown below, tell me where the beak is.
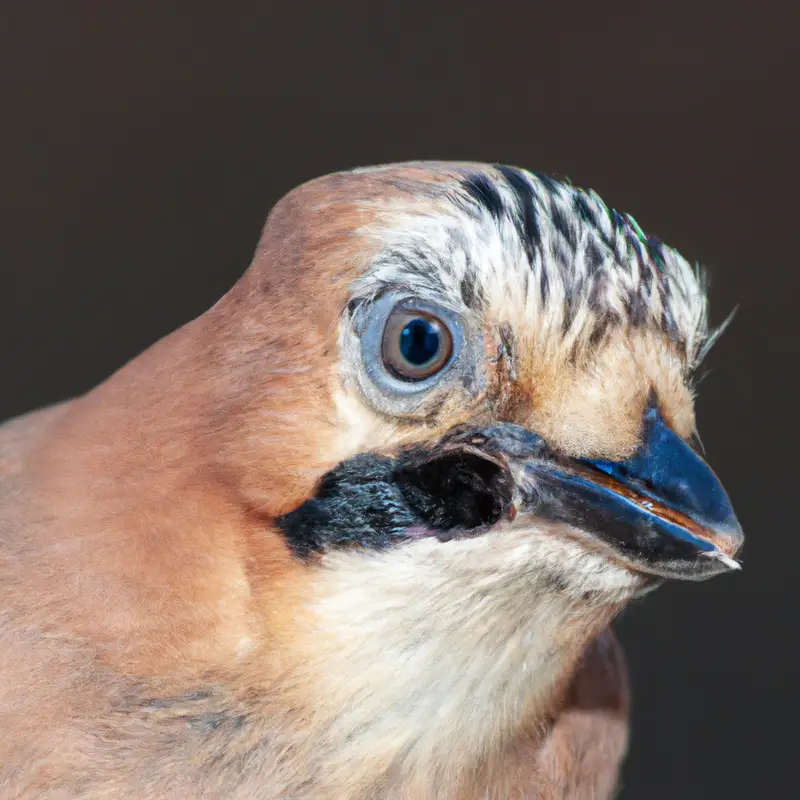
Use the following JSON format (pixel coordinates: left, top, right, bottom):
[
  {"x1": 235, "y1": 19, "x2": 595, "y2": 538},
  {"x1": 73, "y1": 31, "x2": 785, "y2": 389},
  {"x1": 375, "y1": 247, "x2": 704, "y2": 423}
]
[
  {"x1": 395, "y1": 409, "x2": 743, "y2": 581},
  {"x1": 522, "y1": 406, "x2": 744, "y2": 579}
]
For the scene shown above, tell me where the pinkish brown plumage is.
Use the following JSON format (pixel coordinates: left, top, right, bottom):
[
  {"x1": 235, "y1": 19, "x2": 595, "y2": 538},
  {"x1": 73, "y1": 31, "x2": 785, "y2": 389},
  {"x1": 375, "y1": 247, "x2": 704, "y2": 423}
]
[{"x1": 0, "y1": 162, "x2": 742, "y2": 798}]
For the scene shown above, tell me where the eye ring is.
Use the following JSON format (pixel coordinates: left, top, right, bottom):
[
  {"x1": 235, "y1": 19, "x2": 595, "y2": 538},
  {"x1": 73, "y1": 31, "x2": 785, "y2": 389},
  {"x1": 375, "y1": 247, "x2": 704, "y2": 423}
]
[
  {"x1": 381, "y1": 308, "x2": 454, "y2": 381},
  {"x1": 356, "y1": 292, "x2": 466, "y2": 403}
]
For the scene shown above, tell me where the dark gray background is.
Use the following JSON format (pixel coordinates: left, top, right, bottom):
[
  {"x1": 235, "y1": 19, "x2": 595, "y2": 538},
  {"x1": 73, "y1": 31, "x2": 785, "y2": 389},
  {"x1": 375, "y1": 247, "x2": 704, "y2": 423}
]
[{"x1": 1, "y1": 3, "x2": 795, "y2": 797}]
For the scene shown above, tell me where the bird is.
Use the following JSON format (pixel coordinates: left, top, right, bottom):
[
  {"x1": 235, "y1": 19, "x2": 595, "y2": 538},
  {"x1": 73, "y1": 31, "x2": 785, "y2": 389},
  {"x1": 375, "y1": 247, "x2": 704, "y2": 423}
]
[{"x1": 0, "y1": 161, "x2": 743, "y2": 799}]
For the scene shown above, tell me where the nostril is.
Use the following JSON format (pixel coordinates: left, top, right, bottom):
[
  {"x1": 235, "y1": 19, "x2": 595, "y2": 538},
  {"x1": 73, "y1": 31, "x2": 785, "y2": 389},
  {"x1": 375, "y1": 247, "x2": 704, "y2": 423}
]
[{"x1": 394, "y1": 450, "x2": 513, "y2": 531}]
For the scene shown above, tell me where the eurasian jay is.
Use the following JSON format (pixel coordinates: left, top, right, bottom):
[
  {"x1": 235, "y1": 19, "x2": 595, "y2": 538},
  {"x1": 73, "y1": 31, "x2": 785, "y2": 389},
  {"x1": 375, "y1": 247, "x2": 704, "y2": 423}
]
[{"x1": 0, "y1": 162, "x2": 743, "y2": 799}]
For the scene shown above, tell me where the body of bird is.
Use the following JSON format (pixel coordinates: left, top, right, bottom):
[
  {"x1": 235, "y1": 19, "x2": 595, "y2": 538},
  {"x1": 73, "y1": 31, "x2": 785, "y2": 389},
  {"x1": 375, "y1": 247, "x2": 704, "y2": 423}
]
[{"x1": 0, "y1": 162, "x2": 742, "y2": 798}]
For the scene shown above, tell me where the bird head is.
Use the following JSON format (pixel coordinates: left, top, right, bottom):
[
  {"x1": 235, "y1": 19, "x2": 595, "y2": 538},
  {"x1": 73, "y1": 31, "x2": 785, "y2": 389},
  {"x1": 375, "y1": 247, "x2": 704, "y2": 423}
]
[{"x1": 208, "y1": 162, "x2": 742, "y2": 582}]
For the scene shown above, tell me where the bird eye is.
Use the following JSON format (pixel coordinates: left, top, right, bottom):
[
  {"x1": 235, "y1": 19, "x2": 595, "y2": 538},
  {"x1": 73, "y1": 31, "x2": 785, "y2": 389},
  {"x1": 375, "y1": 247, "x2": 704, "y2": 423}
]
[
  {"x1": 381, "y1": 308, "x2": 454, "y2": 381},
  {"x1": 356, "y1": 293, "x2": 468, "y2": 408}
]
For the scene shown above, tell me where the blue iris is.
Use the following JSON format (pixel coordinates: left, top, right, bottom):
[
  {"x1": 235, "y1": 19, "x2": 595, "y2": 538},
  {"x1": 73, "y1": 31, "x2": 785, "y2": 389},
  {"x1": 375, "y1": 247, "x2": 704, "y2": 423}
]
[{"x1": 399, "y1": 318, "x2": 441, "y2": 366}]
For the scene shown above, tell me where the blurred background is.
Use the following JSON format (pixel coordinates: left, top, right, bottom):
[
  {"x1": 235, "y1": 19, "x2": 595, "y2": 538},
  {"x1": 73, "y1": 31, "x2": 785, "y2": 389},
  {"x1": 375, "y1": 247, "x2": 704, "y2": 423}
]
[{"x1": 1, "y1": 3, "x2": 796, "y2": 797}]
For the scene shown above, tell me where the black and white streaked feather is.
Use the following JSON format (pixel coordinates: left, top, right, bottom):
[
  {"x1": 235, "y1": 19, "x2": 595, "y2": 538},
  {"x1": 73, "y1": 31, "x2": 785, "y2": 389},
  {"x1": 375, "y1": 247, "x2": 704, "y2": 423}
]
[{"x1": 347, "y1": 164, "x2": 718, "y2": 373}]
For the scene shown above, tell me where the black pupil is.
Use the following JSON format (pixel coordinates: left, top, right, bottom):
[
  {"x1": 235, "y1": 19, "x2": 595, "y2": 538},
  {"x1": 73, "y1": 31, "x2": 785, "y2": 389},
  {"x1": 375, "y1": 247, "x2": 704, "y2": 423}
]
[{"x1": 399, "y1": 318, "x2": 441, "y2": 366}]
